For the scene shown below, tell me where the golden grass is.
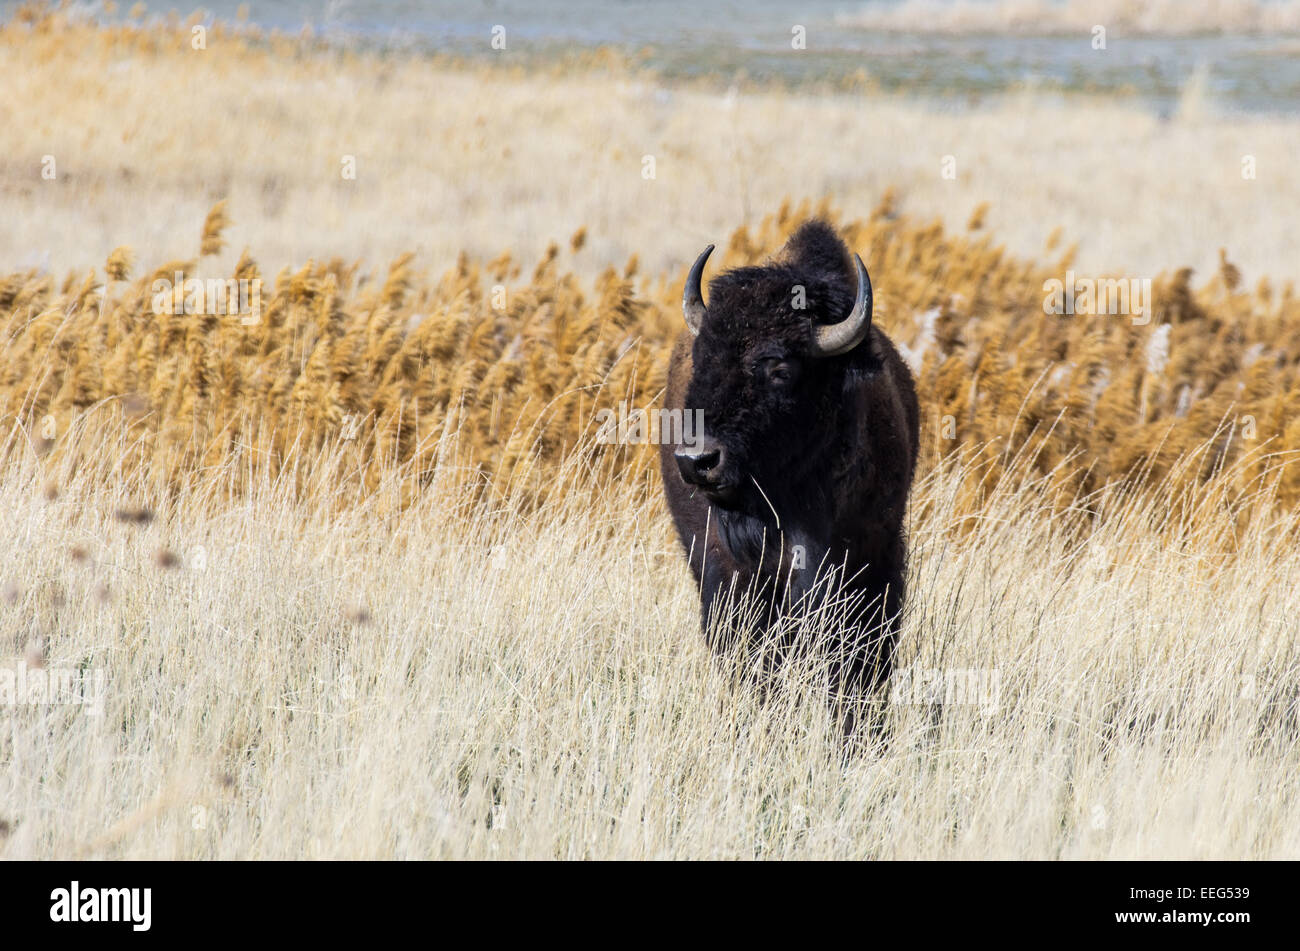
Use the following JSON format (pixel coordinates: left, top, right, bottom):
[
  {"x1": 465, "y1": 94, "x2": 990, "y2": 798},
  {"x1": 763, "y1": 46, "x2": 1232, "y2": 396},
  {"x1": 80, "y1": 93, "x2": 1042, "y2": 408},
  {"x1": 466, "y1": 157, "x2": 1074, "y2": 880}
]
[{"x1": 4, "y1": 198, "x2": 1300, "y2": 520}]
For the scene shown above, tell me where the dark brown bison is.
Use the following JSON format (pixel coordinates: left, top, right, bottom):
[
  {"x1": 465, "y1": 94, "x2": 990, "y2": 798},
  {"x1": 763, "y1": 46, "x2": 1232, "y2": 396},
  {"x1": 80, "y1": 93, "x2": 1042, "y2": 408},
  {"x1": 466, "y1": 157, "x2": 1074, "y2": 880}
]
[{"x1": 659, "y1": 220, "x2": 919, "y2": 701}]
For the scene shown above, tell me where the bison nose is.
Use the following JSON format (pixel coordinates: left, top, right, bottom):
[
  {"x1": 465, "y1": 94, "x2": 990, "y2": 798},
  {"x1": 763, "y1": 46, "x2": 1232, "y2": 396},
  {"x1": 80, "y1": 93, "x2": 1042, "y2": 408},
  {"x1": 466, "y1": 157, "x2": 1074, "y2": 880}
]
[{"x1": 675, "y1": 441, "x2": 725, "y2": 486}]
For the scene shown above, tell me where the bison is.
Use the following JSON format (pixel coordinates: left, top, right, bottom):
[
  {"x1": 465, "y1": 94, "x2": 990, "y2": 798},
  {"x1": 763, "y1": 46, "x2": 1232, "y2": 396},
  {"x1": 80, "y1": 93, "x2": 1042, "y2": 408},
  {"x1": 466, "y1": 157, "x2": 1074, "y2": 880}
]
[{"x1": 659, "y1": 220, "x2": 919, "y2": 704}]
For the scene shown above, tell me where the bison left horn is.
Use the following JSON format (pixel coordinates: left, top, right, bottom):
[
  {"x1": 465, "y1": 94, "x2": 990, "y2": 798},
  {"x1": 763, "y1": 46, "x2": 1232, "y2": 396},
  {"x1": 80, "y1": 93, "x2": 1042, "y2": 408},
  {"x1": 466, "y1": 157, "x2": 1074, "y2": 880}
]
[
  {"x1": 811, "y1": 253, "x2": 873, "y2": 357},
  {"x1": 681, "y1": 244, "x2": 714, "y2": 336}
]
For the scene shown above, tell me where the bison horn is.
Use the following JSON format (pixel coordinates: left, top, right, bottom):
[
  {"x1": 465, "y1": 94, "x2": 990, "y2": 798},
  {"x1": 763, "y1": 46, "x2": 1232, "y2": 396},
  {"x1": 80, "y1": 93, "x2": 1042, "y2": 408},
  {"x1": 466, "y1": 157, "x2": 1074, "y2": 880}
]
[
  {"x1": 682, "y1": 244, "x2": 714, "y2": 336},
  {"x1": 812, "y1": 253, "x2": 873, "y2": 357}
]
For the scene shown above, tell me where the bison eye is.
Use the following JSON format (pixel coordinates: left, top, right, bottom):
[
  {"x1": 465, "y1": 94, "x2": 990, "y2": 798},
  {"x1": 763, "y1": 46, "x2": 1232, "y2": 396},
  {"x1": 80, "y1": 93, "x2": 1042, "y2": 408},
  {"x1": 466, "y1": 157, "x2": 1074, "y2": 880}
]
[{"x1": 755, "y1": 357, "x2": 797, "y2": 385}]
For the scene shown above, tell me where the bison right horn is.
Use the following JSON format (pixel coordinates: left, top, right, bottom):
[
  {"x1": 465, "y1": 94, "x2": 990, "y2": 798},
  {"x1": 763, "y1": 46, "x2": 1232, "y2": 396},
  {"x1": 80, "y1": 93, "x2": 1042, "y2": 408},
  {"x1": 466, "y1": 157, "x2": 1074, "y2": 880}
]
[
  {"x1": 811, "y1": 253, "x2": 873, "y2": 357},
  {"x1": 682, "y1": 244, "x2": 714, "y2": 336}
]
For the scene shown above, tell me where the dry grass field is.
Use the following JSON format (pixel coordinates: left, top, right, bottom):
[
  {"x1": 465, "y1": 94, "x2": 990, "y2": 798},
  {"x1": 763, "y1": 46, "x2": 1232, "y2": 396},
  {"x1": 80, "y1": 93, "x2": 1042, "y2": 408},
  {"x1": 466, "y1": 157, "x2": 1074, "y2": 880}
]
[
  {"x1": 1, "y1": 8, "x2": 1299, "y2": 859},
  {"x1": 2, "y1": 426, "x2": 1299, "y2": 859}
]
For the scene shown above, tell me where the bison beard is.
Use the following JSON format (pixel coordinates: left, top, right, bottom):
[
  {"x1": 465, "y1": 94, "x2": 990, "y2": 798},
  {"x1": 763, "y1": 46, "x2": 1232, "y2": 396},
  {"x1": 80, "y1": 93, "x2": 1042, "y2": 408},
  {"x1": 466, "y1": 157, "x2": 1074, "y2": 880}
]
[{"x1": 659, "y1": 219, "x2": 919, "y2": 711}]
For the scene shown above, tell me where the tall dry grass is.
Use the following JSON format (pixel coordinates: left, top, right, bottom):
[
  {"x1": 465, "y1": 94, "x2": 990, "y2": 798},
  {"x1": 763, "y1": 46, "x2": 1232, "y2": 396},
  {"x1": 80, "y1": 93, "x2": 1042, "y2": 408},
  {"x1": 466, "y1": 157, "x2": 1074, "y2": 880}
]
[
  {"x1": 1, "y1": 198, "x2": 1299, "y2": 857},
  {"x1": 1, "y1": 413, "x2": 1298, "y2": 859}
]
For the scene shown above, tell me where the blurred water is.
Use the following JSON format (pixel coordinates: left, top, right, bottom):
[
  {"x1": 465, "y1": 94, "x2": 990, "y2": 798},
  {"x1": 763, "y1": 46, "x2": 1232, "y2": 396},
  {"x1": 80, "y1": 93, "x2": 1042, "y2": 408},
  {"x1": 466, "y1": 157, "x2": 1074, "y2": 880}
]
[{"x1": 7, "y1": 0, "x2": 1300, "y2": 114}]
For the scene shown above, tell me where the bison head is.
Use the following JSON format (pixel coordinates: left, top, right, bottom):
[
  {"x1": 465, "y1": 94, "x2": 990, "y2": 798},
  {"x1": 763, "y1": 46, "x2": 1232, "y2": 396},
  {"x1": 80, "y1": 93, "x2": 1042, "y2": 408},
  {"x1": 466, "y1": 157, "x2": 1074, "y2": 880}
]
[{"x1": 674, "y1": 221, "x2": 876, "y2": 516}]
